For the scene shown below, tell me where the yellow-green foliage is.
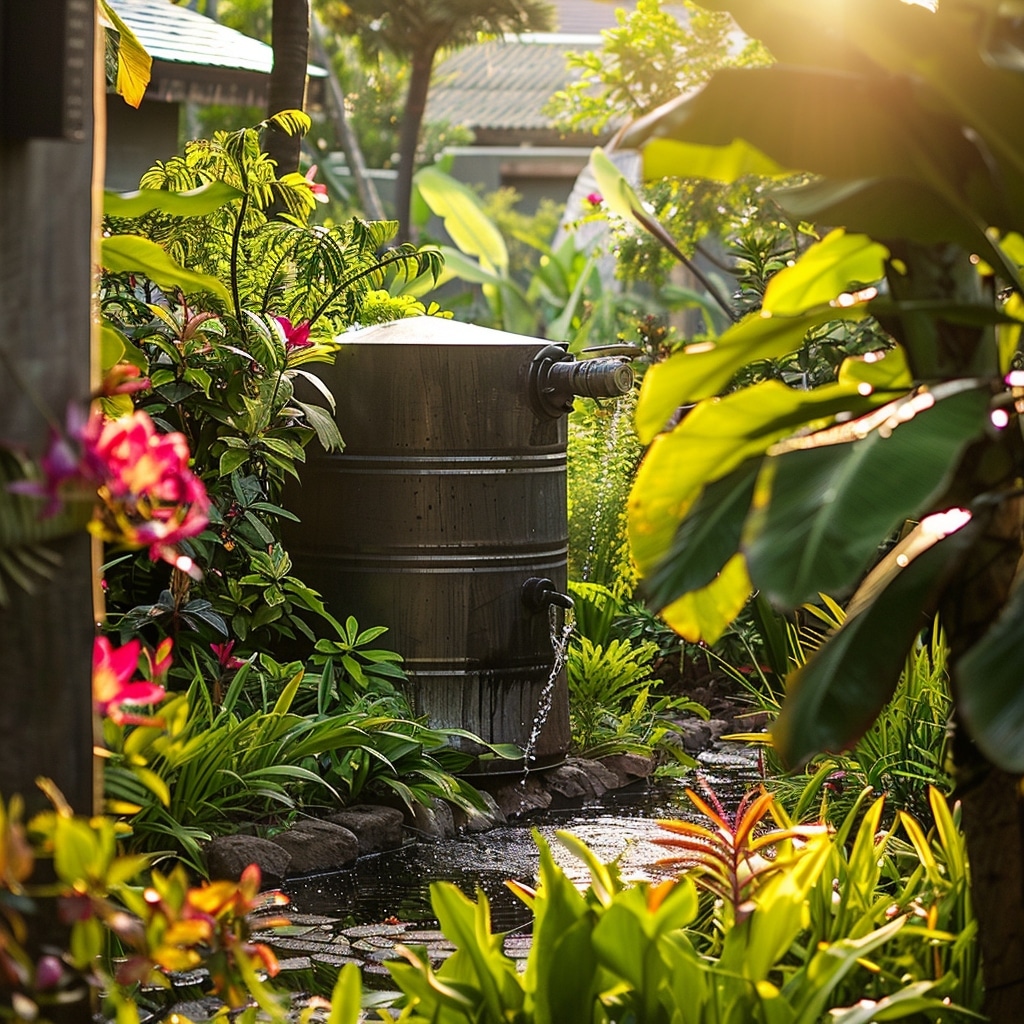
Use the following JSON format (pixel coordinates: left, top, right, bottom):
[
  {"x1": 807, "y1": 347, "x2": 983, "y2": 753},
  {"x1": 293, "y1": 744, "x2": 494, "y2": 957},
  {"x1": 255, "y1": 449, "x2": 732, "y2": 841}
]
[{"x1": 567, "y1": 392, "x2": 643, "y2": 592}]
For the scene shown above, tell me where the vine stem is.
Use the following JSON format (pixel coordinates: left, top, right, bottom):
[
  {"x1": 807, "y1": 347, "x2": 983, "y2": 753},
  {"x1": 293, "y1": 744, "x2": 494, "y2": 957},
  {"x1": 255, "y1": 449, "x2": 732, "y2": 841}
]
[{"x1": 230, "y1": 193, "x2": 250, "y2": 342}]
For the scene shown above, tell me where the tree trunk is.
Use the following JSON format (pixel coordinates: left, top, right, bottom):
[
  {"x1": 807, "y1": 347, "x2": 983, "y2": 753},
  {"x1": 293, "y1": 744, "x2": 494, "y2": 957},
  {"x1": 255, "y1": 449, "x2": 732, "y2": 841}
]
[
  {"x1": 942, "y1": 497, "x2": 1024, "y2": 1022},
  {"x1": 395, "y1": 48, "x2": 437, "y2": 242},
  {"x1": 308, "y1": 9, "x2": 386, "y2": 221},
  {"x1": 884, "y1": 240, "x2": 1024, "y2": 1021},
  {"x1": 265, "y1": 0, "x2": 310, "y2": 177}
]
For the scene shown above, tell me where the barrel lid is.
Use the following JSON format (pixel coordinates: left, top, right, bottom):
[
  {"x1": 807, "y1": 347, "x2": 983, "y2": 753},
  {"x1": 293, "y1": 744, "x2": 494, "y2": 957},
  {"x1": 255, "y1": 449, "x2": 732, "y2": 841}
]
[{"x1": 339, "y1": 317, "x2": 554, "y2": 348}]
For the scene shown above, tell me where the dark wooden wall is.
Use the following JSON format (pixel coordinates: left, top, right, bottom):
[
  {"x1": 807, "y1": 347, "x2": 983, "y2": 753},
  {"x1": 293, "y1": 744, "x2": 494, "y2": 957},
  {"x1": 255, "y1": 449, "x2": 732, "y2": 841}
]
[{"x1": 0, "y1": 1, "x2": 98, "y2": 818}]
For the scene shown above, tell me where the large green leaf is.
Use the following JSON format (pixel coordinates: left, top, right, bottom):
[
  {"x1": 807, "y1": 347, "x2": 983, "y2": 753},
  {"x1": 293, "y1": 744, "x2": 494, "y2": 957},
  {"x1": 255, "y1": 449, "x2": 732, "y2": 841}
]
[
  {"x1": 771, "y1": 516, "x2": 978, "y2": 768},
  {"x1": 630, "y1": 376, "x2": 898, "y2": 575},
  {"x1": 642, "y1": 136, "x2": 791, "y2": 183},
  {"x1": 635, "y1": 305, "x2": 867, "y2": 443},
  {"x1": 103, "y1": 182, "x2": 244, "y2": 219},
  {"x1": 643, "y1": 459, "x2": 761, "y2": 609},
  {"x1": 746, "y1": 384, "x2": 991, "y2": 608},
  {"x1": 624, "y1": 64, "x2": 990, "y2": 200},
  {"x1": 101, "y1": 235, "x2": 230, "y2": 305},
  {"x1": 660, "y1": 553, "x2": 752, "y2": 644},
  {"x1": 414, "y1": 165, "x2": 508, "y2": 275},
  {"x1": 761, "y1": 230, "x2": 888, "y2": 317},
  {"x1": 956, "y1": 567, "x2": 1024, "y2": 772}
]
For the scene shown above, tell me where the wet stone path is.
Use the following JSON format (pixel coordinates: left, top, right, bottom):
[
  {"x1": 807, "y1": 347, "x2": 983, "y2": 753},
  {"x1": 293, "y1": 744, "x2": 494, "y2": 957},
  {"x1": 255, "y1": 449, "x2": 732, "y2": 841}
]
[{"x1": 259, "y1": 750, "x2": 760, "y2": 990}]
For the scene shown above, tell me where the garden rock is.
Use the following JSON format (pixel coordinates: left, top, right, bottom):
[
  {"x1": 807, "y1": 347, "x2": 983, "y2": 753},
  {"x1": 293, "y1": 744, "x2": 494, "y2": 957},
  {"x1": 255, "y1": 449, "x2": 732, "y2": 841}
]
[
  {"x1": 409, "y1": 797, "x2": 456, "y2": 839},
  {"x1": 271, "y1": 820, "x2": 359, "y2": 876},
  {"x1": 599, "y1": 753, "x2": 655, "y2": 787},
  {"x1": 575, "y1": 757, "x2": 623, "y2": 795},
  {"x1": 326, "y1": 805, "x2": 405, "y2": 856},
  {"x1": 204, "y1": 834, "x2": 292, "y2": 886},
  {"x1": 706, "y1": 718, "x2": 732, "y2": 743},
  {"x1": 452, "y1": 790, "x2": 506, "y2": 833},
  {"x1": 677, "y1": 719, "x2": 713, "y2": 755},
  {"x1": 488, "y1": 774, "x2": 553, "y2": 819},
  {"x1": 545, "y1": 762, "x2": 605, "y2": 804}
]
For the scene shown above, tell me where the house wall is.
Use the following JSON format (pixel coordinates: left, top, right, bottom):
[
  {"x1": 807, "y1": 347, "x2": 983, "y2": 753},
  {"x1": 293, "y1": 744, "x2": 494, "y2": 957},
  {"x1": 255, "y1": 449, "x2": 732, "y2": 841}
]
[
  {"x1": 444, "y1": 146, "x2": 590, "y2": 214},
  {"x1": 105, "y1": 95, "x2": 181, "y2": 189}
]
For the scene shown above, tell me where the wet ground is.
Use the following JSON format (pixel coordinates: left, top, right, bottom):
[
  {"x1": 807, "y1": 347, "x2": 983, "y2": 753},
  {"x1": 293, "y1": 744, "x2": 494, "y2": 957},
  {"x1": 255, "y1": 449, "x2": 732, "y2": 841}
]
[{"x1": 259, "y1": 749, "x2": 760, "y2": 991}]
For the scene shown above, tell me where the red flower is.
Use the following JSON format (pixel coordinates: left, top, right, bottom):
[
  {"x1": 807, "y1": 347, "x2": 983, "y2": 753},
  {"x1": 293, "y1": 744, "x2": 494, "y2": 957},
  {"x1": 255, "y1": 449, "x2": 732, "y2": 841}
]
[
  {"x1": 93, "y1": 636, "x2": 166, "y2": 726},
  {"x1": 273, "y1": 316, "x2": 313, "y2": 353}
]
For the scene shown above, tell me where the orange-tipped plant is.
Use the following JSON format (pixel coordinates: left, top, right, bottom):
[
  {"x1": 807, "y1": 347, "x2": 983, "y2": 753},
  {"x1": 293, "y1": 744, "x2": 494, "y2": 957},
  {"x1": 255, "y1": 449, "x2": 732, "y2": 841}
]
[{"x1": 653, "y1": 778, "x2": 826, "y2": 924}]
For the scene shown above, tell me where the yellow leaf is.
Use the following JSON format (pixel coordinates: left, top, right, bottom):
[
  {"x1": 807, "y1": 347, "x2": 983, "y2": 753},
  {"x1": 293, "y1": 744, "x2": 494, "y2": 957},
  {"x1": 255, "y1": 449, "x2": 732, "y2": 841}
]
[
  {"x1": 643, "y1": 137, "x2": 791, "y2": 183},
  {"x1": 98, "y1": 0, "x2": 152, "y2": 108},
  {"x1": 661, "y1": 554, "x2": 752, "y2": 643}
]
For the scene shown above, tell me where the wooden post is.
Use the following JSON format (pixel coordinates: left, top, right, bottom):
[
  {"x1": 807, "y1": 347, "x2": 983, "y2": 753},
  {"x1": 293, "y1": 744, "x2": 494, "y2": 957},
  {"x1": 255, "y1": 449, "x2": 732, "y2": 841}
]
[{"x1": 0, "y1": 0, "x2": 99, "y2": 821}]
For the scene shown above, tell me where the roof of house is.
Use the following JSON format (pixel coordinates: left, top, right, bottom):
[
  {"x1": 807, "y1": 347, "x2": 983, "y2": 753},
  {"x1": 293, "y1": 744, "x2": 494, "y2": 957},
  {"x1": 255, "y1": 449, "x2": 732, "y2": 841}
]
[
  {"x1": 426, "y1": 0, "x2": 685, "y2": 143},
  {"x1": 427, "y1": 38, "x2": 592, "y2": 138},
  {"x1": 107, "y1": 0, "x2": 325, "y2": 106}
]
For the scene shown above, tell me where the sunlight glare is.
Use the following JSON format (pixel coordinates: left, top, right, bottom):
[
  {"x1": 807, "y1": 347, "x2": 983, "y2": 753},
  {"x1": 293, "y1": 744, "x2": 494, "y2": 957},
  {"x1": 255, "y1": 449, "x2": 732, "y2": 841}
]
[{"x1": 920, "y1": 507, "x2": 972, "y2": 539}]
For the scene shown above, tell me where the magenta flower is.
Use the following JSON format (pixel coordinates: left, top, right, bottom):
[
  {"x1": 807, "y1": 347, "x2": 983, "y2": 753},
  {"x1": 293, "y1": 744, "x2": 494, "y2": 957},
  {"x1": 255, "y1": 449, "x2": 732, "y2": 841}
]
[
  {"x1": 99, "y1": 363, "x2": 151, "y2": 397},
  {"x1": 273, "y1": 316, "x2": 313, "y2": 353},
  {"x1": 7, "y1": 404, "x2": 99, "y2": 517},
  {"x1": 145, "y1": 637, "x2": 174, "y2": 684},
  {"x1": 584, "y1": 192, "x2": 603, "y2": 208},
  {"x1": 210, "y1": 640, "x2": 246, "y2": 671},
  {"x1": 93, "y1": 636, "x2": 166, "y2": 726}
]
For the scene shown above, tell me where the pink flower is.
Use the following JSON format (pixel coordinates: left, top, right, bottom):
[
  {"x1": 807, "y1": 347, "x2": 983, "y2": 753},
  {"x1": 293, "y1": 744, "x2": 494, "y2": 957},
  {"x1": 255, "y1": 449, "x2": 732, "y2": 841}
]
[
  {"x1": 83, "y1": 410, "x2": 210, "y2": 573},
  {"x1": 305, "y1": 165, "x2": 329, "y2": 203},
  {"x1": 7, "y1": 404, "x2": 99, "y2": 517},
  {"x1": 145, "y1": 637, "x2": 174, "y2": 684},
  {"x1": 210, "y1": 640, "x2": 246, "y2": 671},
  {"x1": 273, "y1": 316, "x2": 312, "y2": 353},
  {"x1": 584, "y1": 192, "x2": 603, "y2": 208},
  {"x1": 99, "y1": 364, "x2": 151, "y2": 397},
  {"x1": 93, "y1": 636, "x2": 166, "y2": 726}
]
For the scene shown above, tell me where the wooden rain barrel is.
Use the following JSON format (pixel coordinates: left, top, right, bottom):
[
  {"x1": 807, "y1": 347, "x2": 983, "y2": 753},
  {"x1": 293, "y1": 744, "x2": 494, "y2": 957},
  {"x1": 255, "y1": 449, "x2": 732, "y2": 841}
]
[{"x1": 285, "y1": 318, "x2": 631, "y2": 773}]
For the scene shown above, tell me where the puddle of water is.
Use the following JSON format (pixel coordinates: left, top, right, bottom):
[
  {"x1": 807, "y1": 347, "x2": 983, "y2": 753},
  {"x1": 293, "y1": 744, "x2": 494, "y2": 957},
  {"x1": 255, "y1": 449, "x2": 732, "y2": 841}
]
[{"x1": 284, "y1": 753, "x2": 760, "y2": 931}]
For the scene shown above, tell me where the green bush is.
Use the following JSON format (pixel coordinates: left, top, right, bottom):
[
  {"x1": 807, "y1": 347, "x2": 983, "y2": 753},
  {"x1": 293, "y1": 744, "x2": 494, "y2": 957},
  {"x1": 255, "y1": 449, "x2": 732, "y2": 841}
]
[
  {"x1": 566, "y1": 634, "x2": 706, "y2": 763},
  {"x1": 384, "y1": 784, "x2": 980, "y2": 1022}
]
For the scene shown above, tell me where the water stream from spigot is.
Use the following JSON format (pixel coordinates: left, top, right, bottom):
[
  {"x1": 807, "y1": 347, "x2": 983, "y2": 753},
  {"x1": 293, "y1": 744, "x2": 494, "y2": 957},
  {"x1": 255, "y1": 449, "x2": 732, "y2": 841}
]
[{"x1": 521, "y1": 579, "x2": 575, "y2": 778}]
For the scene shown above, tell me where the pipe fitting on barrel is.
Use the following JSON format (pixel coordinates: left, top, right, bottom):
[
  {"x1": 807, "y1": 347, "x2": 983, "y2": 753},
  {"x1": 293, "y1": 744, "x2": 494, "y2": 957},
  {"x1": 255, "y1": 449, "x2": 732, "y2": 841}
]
[
  {"x1": 521, "y1": 577, "x2": 574, "y2": 614},
  {"x1": 528, "y1": 343, "x2": 634, "y2": 419}
]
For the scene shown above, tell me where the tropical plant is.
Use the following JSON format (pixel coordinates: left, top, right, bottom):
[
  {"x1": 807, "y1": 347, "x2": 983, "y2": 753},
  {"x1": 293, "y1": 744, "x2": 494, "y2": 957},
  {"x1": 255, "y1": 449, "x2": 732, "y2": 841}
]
[
  {"x1": 566, "y1": 634, "x2": 706, "y2": 762},
  {"x1": 726, "y1": 600, "x2": 955, "y2": 827},
  {"x1": 385, "y1": 794, "x2": 975, "y2": 1023},
  {"x1": 100, "y1": 660, "x2": 485, "y2": 875},
  {"x1": 568, "y1": 392, "x2": 644, "y2": 590},
  {"x1": 99, "y1": 113, "x2": 444, "y2": 664},
  {"x1": 318, "y1": 0, "x2": 555, "y2": 241},
  {"x1": 653, "y1": 779, "x2": 827, "y2": 930},
  {"x1": 0, "y1": 781, "x2": 332, "y2": 1024},
  {"x1": 614, "y1": 2, "x2": 1024, "y2": 1012},
  {"x1": 545, "y1": 0, "x2": 770, "y2": 137}
]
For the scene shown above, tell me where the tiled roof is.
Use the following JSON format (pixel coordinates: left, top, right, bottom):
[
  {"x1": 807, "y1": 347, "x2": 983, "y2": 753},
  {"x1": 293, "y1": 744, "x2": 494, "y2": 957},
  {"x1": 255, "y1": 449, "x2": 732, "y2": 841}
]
[
  {"x1": 428, "y1": 39, "x2": 594, "y2": 132},
  {"x1": 427, "y1": 0, "x2": 687, "y2": 136},
  {"x1": 107, "y1": 0, "x2": 325, "y2": 77},
  {"x1": 552, "y1": 0, "x2": 641, "y2": 33}
]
